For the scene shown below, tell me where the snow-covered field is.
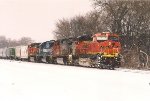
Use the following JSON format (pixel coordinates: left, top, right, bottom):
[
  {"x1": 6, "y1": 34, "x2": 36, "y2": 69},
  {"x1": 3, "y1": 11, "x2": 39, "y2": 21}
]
[{"x1": 0, "y1": 59, "x2": 150, "y2": 101}]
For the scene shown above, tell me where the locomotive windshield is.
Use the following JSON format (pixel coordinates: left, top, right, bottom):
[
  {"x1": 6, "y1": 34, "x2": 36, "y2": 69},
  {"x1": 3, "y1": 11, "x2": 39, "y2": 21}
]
[
  {"x1": 29, "y1": 43, "x2": 40, "y2": 48},
  {"x1": 108, "y1": 36, "x2": 119, "y2": 41},
  {"x1": 97, "y1": 36, "x2": 118, "y2": 42},
  {"x1": 97, "y1": 36, "x2": 108, "y2": 41},
  {"x1": 40, "y1": 41, "x2": 54, "y2": 49}
]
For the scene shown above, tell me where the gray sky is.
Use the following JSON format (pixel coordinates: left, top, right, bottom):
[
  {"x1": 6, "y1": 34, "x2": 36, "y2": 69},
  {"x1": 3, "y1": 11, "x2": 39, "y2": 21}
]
[{"x1": 0, "y1": 0, "x2": 93, "y2": 42}]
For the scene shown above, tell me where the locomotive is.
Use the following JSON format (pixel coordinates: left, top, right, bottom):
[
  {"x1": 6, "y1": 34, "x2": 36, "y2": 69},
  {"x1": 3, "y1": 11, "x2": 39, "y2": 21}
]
[
  {"x1": 51, "y1": 32, "x2": 121, "y2": 69},
  {"x1": 0, "y1": 32, "x2": 121, "y2": 69},
  {"x1": 74, "y1": 32, "x2": 121, "y2": 69},
  {"x1": 28, "y1": 43, "x2": 41, "y2": 62},
  {"x1": 52, "y1": 38, "x2": 74, "y2": 65},
  {"x1": 36, "y1": 40, "x2": 54, "y2": 63}
]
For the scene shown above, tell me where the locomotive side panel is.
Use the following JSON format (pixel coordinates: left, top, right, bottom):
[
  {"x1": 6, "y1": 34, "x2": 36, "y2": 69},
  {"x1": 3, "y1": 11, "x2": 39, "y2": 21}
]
[{"x1": 52, "y1": 41, "x2": 61, "y2": 57}]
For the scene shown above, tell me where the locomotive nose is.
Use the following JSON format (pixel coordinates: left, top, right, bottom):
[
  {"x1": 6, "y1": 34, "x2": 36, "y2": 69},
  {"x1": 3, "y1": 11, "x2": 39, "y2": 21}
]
[
  {"x1": 102, "y1": 42, "x2": 120, "y2": 57},
  {"x1": 103, "y1": 48, "x2": 119, "y2": 57}
]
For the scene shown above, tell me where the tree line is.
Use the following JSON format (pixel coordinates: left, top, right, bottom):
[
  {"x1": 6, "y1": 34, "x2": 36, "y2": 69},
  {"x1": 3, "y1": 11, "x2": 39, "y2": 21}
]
[
  {"x1": 54, "y1": 0, "x2": 150, "y2": 69},
  {"x1": 0, "y1": 36, "x2": 33, "y2": 48}
]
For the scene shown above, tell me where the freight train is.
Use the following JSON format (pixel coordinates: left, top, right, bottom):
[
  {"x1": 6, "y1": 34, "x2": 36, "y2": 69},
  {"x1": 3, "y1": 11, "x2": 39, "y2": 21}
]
[{"x1": 0, "y1": 32, "x2": 121, "y2": 69}]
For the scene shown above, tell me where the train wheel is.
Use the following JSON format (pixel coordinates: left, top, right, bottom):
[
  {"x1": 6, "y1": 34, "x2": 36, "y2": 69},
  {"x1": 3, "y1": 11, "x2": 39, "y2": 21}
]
[
  {"x1": 109, "y1": 66, "x2": 115, "y2": 70},
  {"x1": 28, "y1": 57, "x2": 31, "y2": 62},
  {"x1": 108, "y1": 65, "x2": 115, "y2": 70},
  {"x1": 73, "y1": 59, "x2": 79, "y2": 66},
  {"x1": 36, "y1": 57, "x2": 41, "y2": 63},
  {"x1": 46, "y1": 57, "x2": 49, "y2": 63},
  {"x1": 33, "y1": 57, "x2": 36, "y2": 62},
  {"x1": 46, "y1": 57, "x2": 53, "y2": 64}
]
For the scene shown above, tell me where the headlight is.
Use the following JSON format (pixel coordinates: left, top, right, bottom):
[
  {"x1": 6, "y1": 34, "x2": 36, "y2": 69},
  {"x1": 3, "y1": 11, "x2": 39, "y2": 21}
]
[
  {"x1": 115, "y1": 53, "x2": 119, "y2": 56},
  {"x1": 104, "y1": 52, "x2": 107, "y2": 55},
  {"x1": 98, "y1": 56, "x2": 101, "y2": 59}
]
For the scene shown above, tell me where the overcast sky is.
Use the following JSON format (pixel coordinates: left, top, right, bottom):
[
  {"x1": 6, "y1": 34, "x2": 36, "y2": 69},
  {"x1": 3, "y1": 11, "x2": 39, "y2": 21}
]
[{"x1": 0, "y1": 0, "x2": 93, "y2": 42}]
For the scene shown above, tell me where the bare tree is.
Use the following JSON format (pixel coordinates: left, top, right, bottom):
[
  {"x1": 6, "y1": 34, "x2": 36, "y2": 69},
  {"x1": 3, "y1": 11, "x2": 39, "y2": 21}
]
[
  {"x1": 53, "y1": 0, "x2": 150, "y2": 69},
  {"x1": 54, "y1": 18, "x2": 71, "y2": 39},
  {"x1": 94, "y1": 0, "x2": 129, "y2": 34},
  {"x1": 0, "y1": 36, "x2": 33, "y2": 48},
  {"x1": 18, "y1": 37, "x2": 33, "y2": 45},
  {"x1": 0, "y1": 36, "x2": 7, "y2": 48}
]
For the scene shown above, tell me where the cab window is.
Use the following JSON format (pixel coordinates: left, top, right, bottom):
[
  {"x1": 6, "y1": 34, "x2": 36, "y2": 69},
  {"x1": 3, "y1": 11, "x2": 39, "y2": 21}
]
[
  {"x1": 97, "y1": 36, "x2": 108, "y2": 42},
  {"x1": 108, "y1": 36, "x2": 119, "y2": 42}
]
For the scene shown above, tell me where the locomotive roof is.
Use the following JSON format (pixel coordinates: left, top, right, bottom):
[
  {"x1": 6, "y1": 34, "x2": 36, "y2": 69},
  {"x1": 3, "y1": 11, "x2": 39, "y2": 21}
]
[
  {"x1": 56, "y1": 38, "x2": 75, "y2": 43},
  {"x1": 77, "y1": 34, "x2": 92, "y2": 38},
  {"x1": 40, "y1": 40, "x2": 55, "y2": 44},
  {"x1": 29, "y1": 43, "x2": 41, "y2": 45},
  {"x1": 94, "y1": 32, "x2": 119, "y2": 37}
]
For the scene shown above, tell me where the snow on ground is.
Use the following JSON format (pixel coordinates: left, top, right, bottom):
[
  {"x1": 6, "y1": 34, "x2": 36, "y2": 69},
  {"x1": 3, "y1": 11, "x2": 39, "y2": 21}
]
[{"x1": 0, "y1": 59, "x2": 150, "y2": 101}]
